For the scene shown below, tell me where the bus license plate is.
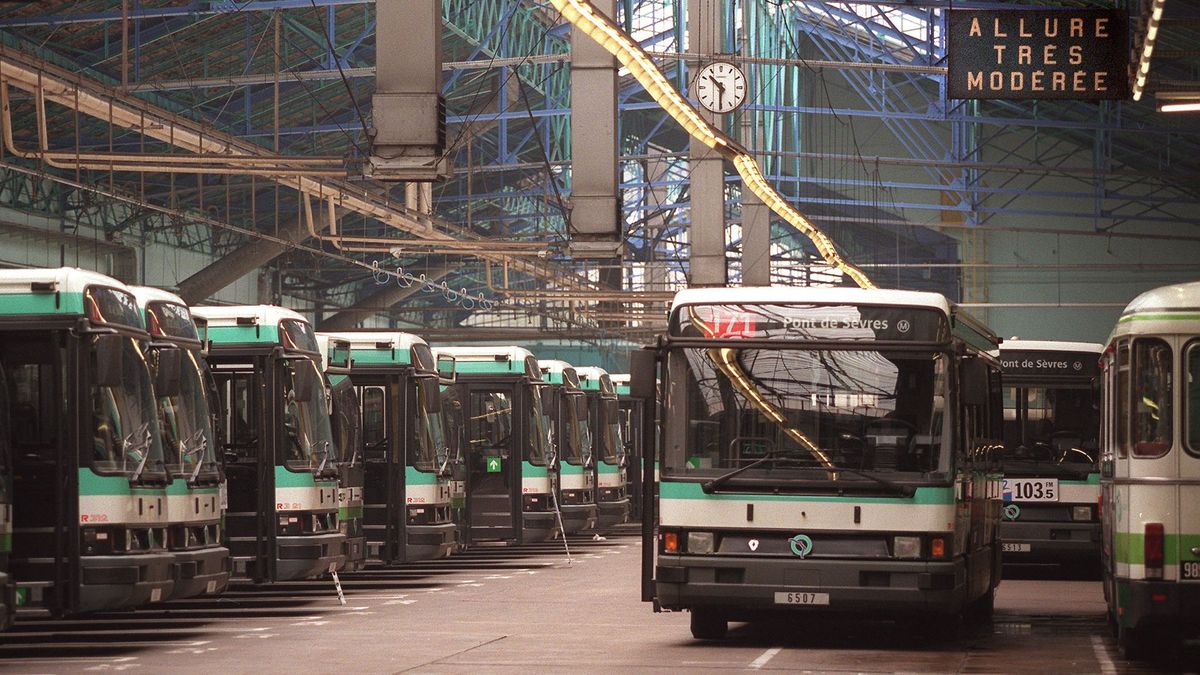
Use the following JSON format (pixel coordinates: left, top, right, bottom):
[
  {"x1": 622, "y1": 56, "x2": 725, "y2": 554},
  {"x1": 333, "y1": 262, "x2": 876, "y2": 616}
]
[
  {"x1": 1002, "y1": 543, "x2": 1031, "y2": 553},
  {"x1": 775, "y1": 592, "x2": 829, "y2": 606},
  {"x1": 1003, "y1": 478, "x2": 1059, "y2": 502},
  {"x1": 1182, "y1": 561, "x2": 1200, "y2": 580}
]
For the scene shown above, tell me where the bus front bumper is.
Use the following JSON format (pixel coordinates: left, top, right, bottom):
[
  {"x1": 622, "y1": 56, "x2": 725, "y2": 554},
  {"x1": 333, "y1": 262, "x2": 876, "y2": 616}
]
[
  {"x1": 596, "y1": 497, "x2": 631, "y2": 529},
  {"x1": 521, "y1": 511, "x2": 556, "y2": 544},
  {"x1": 406, "y1": 522, "x2": 457, "y2": 561},
  {"x1": 169, "y1": 545, "x2": 230, "y2": 599},
  {"x1": 655, "y1": 554, "x2": 974, "y2": 618},
  {"x1": 276, "y1": 533, "x2": 346, "y2": 581},
  {"x1": 559, "y1": 503, "x2": 597, "y2": 534},
  {"x1": 1117, "y1": 578, "x2": 1200, "y2": 636},
  {"x1": 1000, "y1": 521, "x2": 1100, "y2": 563},
  {"x1": 79, "y1": 551, "x2": 175, "y2": 612},
  {"x1": 341, "y1": 535, "x2": 367, "y2": 571}
]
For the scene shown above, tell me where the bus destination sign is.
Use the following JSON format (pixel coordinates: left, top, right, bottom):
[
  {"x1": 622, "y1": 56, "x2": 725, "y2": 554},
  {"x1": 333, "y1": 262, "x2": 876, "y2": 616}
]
[
  {"x1": 947, "y1": 9, "x2": 1129, "y2": 101},
  {"x1": 1000, "y1": 351, "x2": 1099, "y2": 378}
]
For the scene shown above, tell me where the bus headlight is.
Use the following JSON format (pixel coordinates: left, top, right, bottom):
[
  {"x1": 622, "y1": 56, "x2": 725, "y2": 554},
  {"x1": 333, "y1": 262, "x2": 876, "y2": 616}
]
[
  {"x1": 687, "y1": 531, "x2": 715, "y2": 555},
  {"x1": 1072, "y1": 506, "x2": 1092, "y2": 521},
  {"x1": 893, "y1": 536, "x2": 921, "y2": 559}
]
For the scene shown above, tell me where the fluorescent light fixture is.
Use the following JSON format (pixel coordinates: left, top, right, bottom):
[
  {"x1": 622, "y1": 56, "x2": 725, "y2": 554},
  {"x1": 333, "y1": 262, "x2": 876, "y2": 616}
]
[
  {"x1": 1132, "y1": 0, "x2": 1167, "y2": 102},
  {"x1": 1159, "y1": 101, "x2": 1200, "y2": 113},
  {"x1": 549, "y1": 0, "x2": 874, "y2": 289}
]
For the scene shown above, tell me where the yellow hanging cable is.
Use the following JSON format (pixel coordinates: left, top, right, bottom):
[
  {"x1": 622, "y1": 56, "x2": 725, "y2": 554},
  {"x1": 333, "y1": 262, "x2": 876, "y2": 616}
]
[{"x1": 549, "y1": 0, "x2": 875, "y2": 289}]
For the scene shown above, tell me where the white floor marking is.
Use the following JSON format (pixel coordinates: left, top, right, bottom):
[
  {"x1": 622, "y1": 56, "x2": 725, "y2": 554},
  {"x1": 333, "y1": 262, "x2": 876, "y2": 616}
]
[
  {"x1": 1091, "y1": 635, "x2": 1118, "y2": 674},
  {"x1": 750, "y1": 647, "x2": 782, "y2": 670},
  {"x1": 385, "y1": 599, "x2": 417, "y2": 605}
]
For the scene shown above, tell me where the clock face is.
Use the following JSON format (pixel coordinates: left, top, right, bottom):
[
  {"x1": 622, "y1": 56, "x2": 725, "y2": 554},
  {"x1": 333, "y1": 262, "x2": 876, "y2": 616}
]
[{"x1": 692, "y1": 61, "x2": 747, "y2": 114}]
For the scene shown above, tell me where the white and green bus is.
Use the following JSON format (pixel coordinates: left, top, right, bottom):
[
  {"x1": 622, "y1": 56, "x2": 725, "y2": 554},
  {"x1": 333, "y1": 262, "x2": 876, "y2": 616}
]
[
  {"x1": 537, "y1": 360, "x2": 597, "y2": 535},
  {"x1": 997, "y1": 340, "x2": 1103, "y2": 569},
  {"x1": 0, "y1": 268, "x2": 175, "y2": 614},
  {"x1": 314, "y1": 335, "x2": 366, "y2": 571},
  {"x1": 0, "y1": 349, "x2": 14, "y2": 628},
  {"x1": 320, "y1": 332, "x2": 457, "y2": 563},
  {"x1": 1100, "y1": 282, "x2": 1200, "y2": 658},
  {"x1": 192, "y1": 306, "x2": 345, "y2": 582},
  {"x1": 131, "y1": 287, "x2": 230, "y2": 598},
  {"x1": 576, "y1": 366, "x2": 631, "y2": 529},
  {"x1": 631, "y1": 286, "x2": 1003, "y2": 639},
  {"x1": 435, "y1": 347, "x2": 556, "y2": 545}
]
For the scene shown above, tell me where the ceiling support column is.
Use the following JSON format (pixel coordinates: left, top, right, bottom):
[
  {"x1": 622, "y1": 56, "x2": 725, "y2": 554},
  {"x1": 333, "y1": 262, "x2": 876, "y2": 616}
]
[{"x1": 687, "y1": 0, "x2": 728, "y2": 287}]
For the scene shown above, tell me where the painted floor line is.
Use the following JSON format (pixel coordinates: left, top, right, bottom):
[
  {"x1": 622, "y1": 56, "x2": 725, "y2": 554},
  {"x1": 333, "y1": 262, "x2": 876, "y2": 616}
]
[
  {"x1": 750, "y1": 647, "x2": 783, "y2": 669},
  {"x1": 1090, "y1": 635, "x2": 1118, "y2": 674}
]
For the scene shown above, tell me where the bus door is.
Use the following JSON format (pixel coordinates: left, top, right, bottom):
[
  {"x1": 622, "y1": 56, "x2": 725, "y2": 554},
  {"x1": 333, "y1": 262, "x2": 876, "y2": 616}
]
[
  {"x1": 212, "y1": 358, "x2": 274, "y2": 582},
  {"x1": 465, "y1": 386, "x2": 517, "y2": 540},
  {"x1": 621, "y1": 399, "x2": 643, "y2": 519},
  {"x1": 3, "y1": 332, "x2": 79, "y2": 612},
  {"x1": 358, "y1": 380, "x2": 405, "y2": 564},
  {"x1": 1180, "y1": 342, "x2": 1200, "y2": 583}
]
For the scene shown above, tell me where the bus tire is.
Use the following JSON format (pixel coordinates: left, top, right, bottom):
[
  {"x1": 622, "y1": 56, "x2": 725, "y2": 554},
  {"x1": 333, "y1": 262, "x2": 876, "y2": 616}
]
[
  {"x1": 690, "y1": 608, "x2": 728, "y2": 640},
  {"x1": 966, "y1": 587, "x2": 995, "y2": 623},
  {"x1": 1118, "y1": 623, "x2": 1150, "y2": 661}
]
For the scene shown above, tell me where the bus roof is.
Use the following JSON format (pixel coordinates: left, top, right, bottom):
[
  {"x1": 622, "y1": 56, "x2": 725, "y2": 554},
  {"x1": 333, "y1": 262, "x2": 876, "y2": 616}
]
[
  {"x1": 192, "y1": 304, "x2": 314, "y2": 349},
  {"x1": 129, "y1": 285, "x2": 186, "y2": 308},
  {"x1": 537, "y1": 359, "x2": 579, "y2": 386},
  {"x1": 1111, "y1": 281, "x2": 1200, "y2": 339},
  {"x1": 574, "y1": 366, "x2": 613, "y2": 393},
  {"x1": 670, "y1": 286, "x2": 952, "y2": 316},
  {"x1": 0, "y1": 267, "x2": 133, "y2": 318},
  {"x1": 435, "y1": 346, "x2": 540, "y2": 378},
  {"x1": 1000, "y1": 339, "x2": 1103, "y2": 354},
  {"x1": 319, "y1": 330, "x2": 429, "y2": 367}
]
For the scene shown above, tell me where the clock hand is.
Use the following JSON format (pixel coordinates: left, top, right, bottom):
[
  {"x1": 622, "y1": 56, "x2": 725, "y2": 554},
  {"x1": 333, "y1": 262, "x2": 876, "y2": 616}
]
[{"x1": 708, "y1": 76, "x2": 726, "y2": 108}]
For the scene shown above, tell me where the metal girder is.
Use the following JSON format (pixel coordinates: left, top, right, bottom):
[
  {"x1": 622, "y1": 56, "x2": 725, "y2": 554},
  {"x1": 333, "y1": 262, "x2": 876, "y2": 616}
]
[{"x1": 318, "y1": 264, "x2": 456, "y2": 330}]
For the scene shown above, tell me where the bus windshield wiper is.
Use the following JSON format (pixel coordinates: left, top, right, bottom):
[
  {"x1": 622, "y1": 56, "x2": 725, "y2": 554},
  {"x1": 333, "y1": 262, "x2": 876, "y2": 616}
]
[
  {"x1": 126, "y1": 423, "x2": 154, "y2": 483},
  {"x1": 825, "y1": 465, "x2": 915, "y2": 497},
  {"x1": 182, "y1": 429, "x2": 209, "y2": 485},
  {"x1": 701, "y1": 452, "x2": 809, "y2": 493},
  {"x1": 315, "y1": 440, "x2": 333, "y2": 475}
]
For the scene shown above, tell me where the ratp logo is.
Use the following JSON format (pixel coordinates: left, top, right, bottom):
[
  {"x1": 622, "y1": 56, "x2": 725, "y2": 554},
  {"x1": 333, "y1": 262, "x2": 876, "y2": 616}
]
[
  {"x1": 788, "y1": 534, "x2": 814, "y2": 558},
  {"x1": 1003, "y1": 504, "x2": 1021, "y2": 521}
]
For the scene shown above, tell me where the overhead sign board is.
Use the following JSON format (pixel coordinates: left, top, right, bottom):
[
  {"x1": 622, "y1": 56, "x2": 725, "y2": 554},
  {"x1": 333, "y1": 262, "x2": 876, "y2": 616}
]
[
  {"x1": 947, "y1": 9, "x2": 1129, "y2": 100},
  {"x1": 999, "y1": 350, "x2": 1099, "y2": 378}
]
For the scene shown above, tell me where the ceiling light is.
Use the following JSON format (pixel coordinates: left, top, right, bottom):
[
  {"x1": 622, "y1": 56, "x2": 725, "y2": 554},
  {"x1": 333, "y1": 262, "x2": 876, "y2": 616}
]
[{"x1": 1159, "y1": 101, "x2": 1200, "y2": 113}]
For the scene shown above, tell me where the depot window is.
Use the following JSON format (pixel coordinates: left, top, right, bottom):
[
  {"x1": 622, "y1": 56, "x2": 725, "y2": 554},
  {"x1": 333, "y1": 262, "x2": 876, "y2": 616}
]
[{"x1": 1131, "y1": 338, "x2": 1172, "y2": 458}]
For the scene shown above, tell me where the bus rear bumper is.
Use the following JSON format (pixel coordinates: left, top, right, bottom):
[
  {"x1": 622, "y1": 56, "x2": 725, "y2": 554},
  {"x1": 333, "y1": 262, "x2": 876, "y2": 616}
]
[
  {"x1": 597, "y1": 497, "x2": 631, "y2": 529},
  {"x1": 1117, "y1": 578, "x2": 1200, "y2": 637},
  {"x1": 559, "y1": 503, "x2": 597, "y2": 534},
  {"x1": 276, "y1": 533, "x2": 346, "y2": 580},
  {"x1": 406, "y1": 522, "x2": 456, "y2": 561},
  {"x1": 655, "y1": 555, "x2": 974, "y2": 618},
  {"x1": 169, "y1": 546, "x2": 230, "y2": 599},
  {"x1": 1000, "y1": 521, "x2": 1100, "y2": 563},
  {"x1": 79, "y1": 552, "x2": 175, "y2": 612}
]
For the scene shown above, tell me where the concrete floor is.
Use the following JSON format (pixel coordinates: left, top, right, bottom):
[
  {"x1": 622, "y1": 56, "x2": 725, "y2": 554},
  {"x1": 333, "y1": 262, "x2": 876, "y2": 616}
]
[{"x1": 1, "y1": 528, "x2": 1195, "y2": 673}]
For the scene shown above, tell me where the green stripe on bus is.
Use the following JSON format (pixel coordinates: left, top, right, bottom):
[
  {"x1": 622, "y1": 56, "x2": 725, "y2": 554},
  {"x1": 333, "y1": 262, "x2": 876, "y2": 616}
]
[
  {"x1": 338, "y1": 506, "x2": 364, "y2": 520},
  {"x1": 0, "y1": 291, "x2": 85, "y2": 316},
  {"x1": 523, "y1": 462, "x2": 549, "y2": 478},
  {"x1": 405, "y1": 467, "x2": 439, "y2": 485},
  {"x1": 78, "y1": 470, "x2": 150, "y2": 496},
  {"x1": 0, "y1": 532, "x2": 11, "y2": 553},
  {"x1": 1114, "y1": 532, "x2": 1200, "y2": 565},
  {"x1": 659, "y1": 481, "x2": 956, "y2": 505},
  {"x1": 1118, "y1": 312, "x2": 1200, "y2": 323},
  {"x1": 208, "y1": 324, "x2": 281, "y2": 345},
  {"x1": 559, "y1": 464, "x2": 585, "y2": 476},
  {"x1": 454, "y1": 361, "x2": 524, "y2": 375},
  {"x1": 274, "y1": 466, "x2": 317, "y2": 488},
  {"x1": 1062, "y1": 473, "x2": 1101, "y2": 486},
  {"x1": 347, "y1": 348, "x2": 412, "y2": 365},
  {"x1": 597, "y1": 463, "x2": 619, "y2": 474}
]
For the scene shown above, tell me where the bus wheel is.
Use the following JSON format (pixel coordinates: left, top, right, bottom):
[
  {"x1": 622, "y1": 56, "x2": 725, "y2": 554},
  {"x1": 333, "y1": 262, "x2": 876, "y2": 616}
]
[
  {"x1": 966, "y1": 587, "x2": 995, "y2": 624},
  {"x1": 1118, "y1": 624, "x2": 1150, "y2": 661},
  {"x1": 690, "y1": 608, "x2": 728, "y2": 640}
]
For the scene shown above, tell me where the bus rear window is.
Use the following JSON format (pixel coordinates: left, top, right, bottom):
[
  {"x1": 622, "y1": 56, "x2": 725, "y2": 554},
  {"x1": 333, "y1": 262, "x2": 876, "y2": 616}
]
[
  {"x1": 1187, "y1": 343, "x2": 1200, "y2": 457},
  {"x1": 1132, "y1": 338, "x2": 1172, "y2": 458}
]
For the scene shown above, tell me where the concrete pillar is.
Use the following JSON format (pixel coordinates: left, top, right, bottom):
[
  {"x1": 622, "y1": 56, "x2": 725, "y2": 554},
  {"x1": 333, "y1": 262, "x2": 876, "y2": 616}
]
[
  {"x1": 687, "y1": 0, "x2": 727, "y2": 287},
  {"x1": 569, "y1": 0, "x2": 622, "y2": 266},
  {"x1": 739, "y1": 0, "x2": 770, "y2": 287}
]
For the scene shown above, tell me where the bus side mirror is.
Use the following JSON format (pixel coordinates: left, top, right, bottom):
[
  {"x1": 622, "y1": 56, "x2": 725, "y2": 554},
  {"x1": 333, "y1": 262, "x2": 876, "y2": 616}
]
[
  {"x1": 421, "y1": 378, "x2": 442, "y2": 413},
  {"x1": 629, "y1": 350, "x2": 656, "y2": 399},
  {"x1": 155, "y1": 346, "x2": 183, "y2": 398},
  {"x1": 293, "y1": 366, "x2": 314, "y2": 402},
  {"x1": 95, "y1": 334, "x2": 124, "y2": 387},
  {"x1": 961, "y1": 358, "x2": 988, "y2": 406}
]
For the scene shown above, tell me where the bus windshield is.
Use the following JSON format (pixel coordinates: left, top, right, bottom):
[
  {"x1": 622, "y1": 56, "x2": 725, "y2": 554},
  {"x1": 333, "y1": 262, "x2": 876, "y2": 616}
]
[
  {"x1": 558, "y1": 392, "x2": 589, "y2": 465},
  {"x1": 331, "y1": 378, "x2": 361, "y2": 469},
  {"x1": 93, "y1": 337, "x2": 168, "y2": 482},
  {"x1": 1000, "y1": 385, "x2": 1098, "y2": 474},
  {"x1": 411, "y1": 378, "x2": 445, "y2": 472},
  {"x1": 664, "y1": 347, "x2": 950, "y2": 482},
  {"x1": 594, "y1": 396, "x2": 622, "y2": 464},
  {"x1": 283, "y1": 359, "x2": 338, "y2": 474},
  {"x1": 156, "y1": 349, "x2": 219, "y2": 481},
  {"x1": 526, "y1": 385, "x2": 549, "y2": 465}
]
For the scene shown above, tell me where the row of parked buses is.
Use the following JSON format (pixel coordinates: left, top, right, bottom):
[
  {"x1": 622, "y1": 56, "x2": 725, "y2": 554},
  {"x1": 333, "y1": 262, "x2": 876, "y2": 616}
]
[
  {"x1": 630, "y1": 283, "x2": 1199, "y2": 658},
  {"x1": 0, "y1": 267, "x2": 640, "y2": 628}
]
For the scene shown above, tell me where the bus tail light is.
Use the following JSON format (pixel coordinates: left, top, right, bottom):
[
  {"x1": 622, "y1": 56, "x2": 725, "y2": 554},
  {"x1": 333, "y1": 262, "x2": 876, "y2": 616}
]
[
  {"x1": 662, "y1": 531, "x2": 679, "y2": 553},
  {"x1": 930, "y1": 537, "x2": 946, "y2": 559},
  {"x1": 1144, "y1": 523, "x2": 1164, "y2": 579}
]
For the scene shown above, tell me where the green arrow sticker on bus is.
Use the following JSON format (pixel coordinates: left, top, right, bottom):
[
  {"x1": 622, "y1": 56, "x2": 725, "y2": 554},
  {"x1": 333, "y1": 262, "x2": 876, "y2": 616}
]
[{"x1": 487, "y1": 457, "x2": 502, "y2": 473}]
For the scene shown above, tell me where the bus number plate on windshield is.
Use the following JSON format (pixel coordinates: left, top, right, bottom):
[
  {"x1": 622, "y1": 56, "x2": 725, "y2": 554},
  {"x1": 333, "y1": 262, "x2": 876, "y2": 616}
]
[
  {"x1": 775, "y1": 592, "x2": 829, "y2": 606},
  {"x1": 1003, "y1": 478, "x2": 1058, "y2": 502},
  {"x1": 1182, "y1": 561, "x2": 1200, "y2": 580}
]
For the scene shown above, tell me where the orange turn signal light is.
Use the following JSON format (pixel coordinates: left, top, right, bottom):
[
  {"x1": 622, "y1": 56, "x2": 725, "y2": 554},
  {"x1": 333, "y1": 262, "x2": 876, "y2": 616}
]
[
  {"x1": 931, "y1": 537, "x2": 946, "y2": 559},
  {"x1": 663, "y1": 531, "x2": 679, "y2": 553}
]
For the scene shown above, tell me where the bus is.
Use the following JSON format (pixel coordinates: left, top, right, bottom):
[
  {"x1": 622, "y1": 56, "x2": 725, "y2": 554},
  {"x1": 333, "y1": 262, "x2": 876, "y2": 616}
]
[
  {"x1": 319, "y1": 332, "x2": 457, "y2": 563},
  {"x1": 131, "y1": 286, "x2": 230, "y2": 598},
  {"x1": 192, "y1": 305, "x2": 345, "y2": 582},
  {"x1": 1099, "y1": 282, "x2": 1200, "y2": 658},
  {"x1": 609, "y1": 374, "x2": 644, "y2": 520},
  {"x1": 0, "y1": 353, "x2": 14, "y2": 628},
  {"x1": 576, "y1": 366, "x2": 631, "y2": 529},
  {"x1": 0, "y1": 268, "x2": 175, "y2": 614},
  {"x1": 434, "y1": 347, "x2": 556, "y2": 545},
  {"x1": 997, "y1": 340, "x2": 1103, "y2": 570},
  {"x1": 315, "y1": 335, "x2": 366, "y2": 572},
  {"x1": 630, "y1": 286, "x2": 1003, "y2": 639},
  {"x1": 537, "y1": 360, "x2": 596, "y2": 535}
]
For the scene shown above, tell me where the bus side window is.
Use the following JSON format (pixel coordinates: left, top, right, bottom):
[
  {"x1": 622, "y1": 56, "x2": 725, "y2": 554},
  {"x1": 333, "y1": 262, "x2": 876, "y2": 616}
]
[
  {"x1": 1116, "y1": 341, "x2": 1130, "y2": 458},
  {"x1": 1131, "y1": 338, "x2": 1173, "y2": 458},
  {"x1": 1187, "y1": 342, "x2": 1200, "y2": 456},
  {"x1": 214, "y1": 373, "x2": 256, "y2": 461},
  {"x1": 360, "y1": 386, "x2": 387, "y2": 462}
]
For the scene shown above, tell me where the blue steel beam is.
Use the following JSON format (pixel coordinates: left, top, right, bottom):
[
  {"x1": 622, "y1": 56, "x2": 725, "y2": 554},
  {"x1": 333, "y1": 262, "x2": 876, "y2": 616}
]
[{"x1": 0, "y1": 0, "x2": 374, "y2": 27}]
